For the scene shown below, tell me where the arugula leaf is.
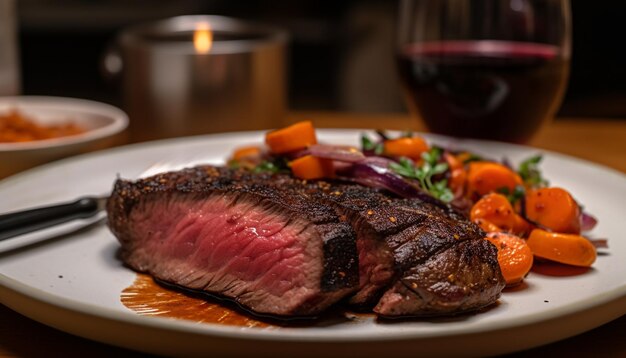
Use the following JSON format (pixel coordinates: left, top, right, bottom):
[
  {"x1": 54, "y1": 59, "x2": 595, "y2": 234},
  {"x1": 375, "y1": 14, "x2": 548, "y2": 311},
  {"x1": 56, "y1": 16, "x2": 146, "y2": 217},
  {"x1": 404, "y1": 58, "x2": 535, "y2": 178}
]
[{"x1": 518, "y1": 155, "x2": 548, "y2": 188}]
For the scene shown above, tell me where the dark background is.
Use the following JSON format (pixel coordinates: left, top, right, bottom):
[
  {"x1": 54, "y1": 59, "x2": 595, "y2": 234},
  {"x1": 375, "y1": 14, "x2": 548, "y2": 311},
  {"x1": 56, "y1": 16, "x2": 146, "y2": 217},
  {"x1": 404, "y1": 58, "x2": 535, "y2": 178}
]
[{"x1": 17, "y1": 0, "x2": 626, "y2": 118}]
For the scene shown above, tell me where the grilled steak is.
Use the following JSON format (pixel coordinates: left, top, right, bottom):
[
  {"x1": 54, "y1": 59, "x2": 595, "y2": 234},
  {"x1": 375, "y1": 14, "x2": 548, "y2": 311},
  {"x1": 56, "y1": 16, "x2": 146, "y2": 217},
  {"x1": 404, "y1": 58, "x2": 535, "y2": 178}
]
[
  {"x1": 107, "y1": 166, "x2": 359, "y2": 316},
  {"x1": 292, "y1": 181, "x2": 504, "y2": 315},
  {"x1": 374, "y1": 239, "x2": 502, "y2": 316},
  {"x1": 107, "y1": 165, "x2": 505, "y2": 318}
]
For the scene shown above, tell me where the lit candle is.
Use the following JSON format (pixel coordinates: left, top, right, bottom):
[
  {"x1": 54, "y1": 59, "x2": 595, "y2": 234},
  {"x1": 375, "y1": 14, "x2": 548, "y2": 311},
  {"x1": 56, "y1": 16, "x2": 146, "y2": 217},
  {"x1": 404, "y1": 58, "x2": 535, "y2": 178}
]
[
  {"x1": 193, "y1": 22, "x2": 213, "y2": 54},
  {"x1": 112, "y1": 16, "x2": 287, "y2": 142}
]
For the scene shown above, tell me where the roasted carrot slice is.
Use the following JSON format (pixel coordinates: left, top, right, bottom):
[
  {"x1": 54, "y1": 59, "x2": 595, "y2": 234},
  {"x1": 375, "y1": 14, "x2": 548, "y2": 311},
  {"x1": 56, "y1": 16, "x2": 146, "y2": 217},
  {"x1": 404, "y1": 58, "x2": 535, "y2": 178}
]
[
  {"x1": 525, "y1": 187, "x2": 581, "y2": 234},
  {"x1": 485, "y1": 232, "x2": 534, "y2": 286},
  {"x1": 289, "y1": 155, "x2": 334, "y2": 180},
  {"x1": 467, "y1": 161, "x2": 523, "y2": 198},
  {"x1": 470, "y1": 193, "x2": 530, "y2": 235},
  {"x1": 527, "y1": 229, "x2": 596, "y2": 267},
  {"x1": 231, "y1": 146, "x2": 262, "y2": 161},
  {"x1": 383, "y1": 136, "x2": 429, "y2": 160},
  {"x1": 444, "y1": 152, "x2": 463, "y2": 172},
  {"x1": 444, "y1": 153, "x2": 467, "y2": 195},
  {"x1": 265, "y1": 121, "x2": 317, "y2": 154}
]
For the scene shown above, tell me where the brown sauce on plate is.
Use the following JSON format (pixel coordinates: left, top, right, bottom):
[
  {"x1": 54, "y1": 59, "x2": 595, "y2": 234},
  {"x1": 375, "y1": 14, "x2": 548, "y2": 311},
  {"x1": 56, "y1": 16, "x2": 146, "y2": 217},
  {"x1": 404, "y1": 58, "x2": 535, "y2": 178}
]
[
  {"x1": 121, "y1": 274, "x2": 443, "y2": 327},
  {"x1": 121, "y1": 273, "x2": 271, "y2": 328}
]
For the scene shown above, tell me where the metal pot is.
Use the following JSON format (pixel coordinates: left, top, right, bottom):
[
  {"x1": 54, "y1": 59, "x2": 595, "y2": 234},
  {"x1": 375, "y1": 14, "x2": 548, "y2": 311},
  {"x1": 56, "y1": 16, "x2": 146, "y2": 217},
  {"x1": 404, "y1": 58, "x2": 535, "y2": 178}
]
[{"x1": 104, "y1": 15, "x2": 288, "y2": 142}]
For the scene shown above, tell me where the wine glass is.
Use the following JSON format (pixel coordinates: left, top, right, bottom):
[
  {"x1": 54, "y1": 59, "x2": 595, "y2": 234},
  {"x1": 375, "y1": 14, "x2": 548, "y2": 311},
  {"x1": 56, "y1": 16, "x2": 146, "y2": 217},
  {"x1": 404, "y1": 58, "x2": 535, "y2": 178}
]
[{"x1": 396, "y1": 0, "x2": 571, "y2": 143}]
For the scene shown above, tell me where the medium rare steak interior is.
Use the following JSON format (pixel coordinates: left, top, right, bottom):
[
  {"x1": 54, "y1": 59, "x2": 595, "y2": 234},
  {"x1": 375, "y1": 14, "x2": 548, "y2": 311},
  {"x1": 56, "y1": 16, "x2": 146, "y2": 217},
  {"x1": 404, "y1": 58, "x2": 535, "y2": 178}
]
[{"x1": 107, "y1": 166, "x2": 505, "y2": 318}]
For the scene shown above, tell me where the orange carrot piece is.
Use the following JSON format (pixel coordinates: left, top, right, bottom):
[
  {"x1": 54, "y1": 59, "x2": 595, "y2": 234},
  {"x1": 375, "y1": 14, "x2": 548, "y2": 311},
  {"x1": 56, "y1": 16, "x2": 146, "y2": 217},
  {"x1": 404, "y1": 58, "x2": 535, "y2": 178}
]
[
  {"x1": 485, "y1": 232, "x2": 534, "y2": 286},
  {"x1": 231, "y1": 146, "x2": 262, "y2": 161},
  {"x1": 383, "y1": 136, "x2": 429, "y2": 159},
  {"x1": 444, "y1": 152, "x2": 463, "y2": 172},
  {"x1": 466, "y1": 161, "x2": 523, "y2": 198},
  {"x1": 525, "y1": 187, "x2": 581, "y2": 234},
  {"x1": 527, "y1": 229, "x2": 596, "y2": 267},
  {"x1": 289, "y1": 155, "x2": 334, "y2": 180},
  {"x1": 456, "y1": 152, "x2": 473, "y2": 163},
  {"x1": 444, "y1": 153, "x2": 467, "y2": 195},
  {"x1": 265, "y1": 121, "x2": 317, "y2": 154},
  {"x1": 470, "y1": 193, "x2": 530, "y2": 235}
]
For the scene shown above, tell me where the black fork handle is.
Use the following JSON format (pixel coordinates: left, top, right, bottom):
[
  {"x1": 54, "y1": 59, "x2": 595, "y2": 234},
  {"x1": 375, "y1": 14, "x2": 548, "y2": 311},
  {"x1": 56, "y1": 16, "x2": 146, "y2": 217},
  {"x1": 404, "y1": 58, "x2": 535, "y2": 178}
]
[{"x1": 0, "y1": 197, "x2": 102, "y2": 242}]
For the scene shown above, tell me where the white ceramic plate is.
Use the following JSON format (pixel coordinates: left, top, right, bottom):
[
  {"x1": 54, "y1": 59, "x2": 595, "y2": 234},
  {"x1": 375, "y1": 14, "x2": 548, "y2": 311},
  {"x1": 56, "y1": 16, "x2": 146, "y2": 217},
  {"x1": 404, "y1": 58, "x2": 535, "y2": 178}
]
[{"x1": 0, "y1": 130, "x2": 624, "y2": 357}]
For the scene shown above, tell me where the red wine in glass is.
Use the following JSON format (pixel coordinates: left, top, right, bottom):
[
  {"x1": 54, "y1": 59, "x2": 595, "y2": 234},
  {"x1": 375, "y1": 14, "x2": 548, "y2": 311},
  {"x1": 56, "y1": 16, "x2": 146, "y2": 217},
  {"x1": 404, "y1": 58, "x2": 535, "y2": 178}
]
[{"x1": 397, "y1": 40, "x2": 569, "y2": 143}]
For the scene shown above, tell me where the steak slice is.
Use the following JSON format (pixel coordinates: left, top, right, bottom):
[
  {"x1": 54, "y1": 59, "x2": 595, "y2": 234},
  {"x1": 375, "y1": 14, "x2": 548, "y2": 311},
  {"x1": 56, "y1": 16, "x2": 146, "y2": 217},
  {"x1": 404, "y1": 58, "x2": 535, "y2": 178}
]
[
  {"x1": 107, "y1": 166, "x2": 359, "y2": 317},
  {"x1": 374, "y1": 239, "x2": 503, "y2": 316},
  {"x1": 292, "y1": 180, "x2": 505, "y2": 315}
]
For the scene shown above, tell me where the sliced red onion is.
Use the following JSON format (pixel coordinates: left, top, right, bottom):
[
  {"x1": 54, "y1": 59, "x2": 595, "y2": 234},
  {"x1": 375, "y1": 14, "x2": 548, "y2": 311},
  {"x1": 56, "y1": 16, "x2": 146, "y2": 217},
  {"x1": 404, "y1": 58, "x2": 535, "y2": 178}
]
[
  {"x1": 336, "y1": 162, "x2": 448, "y2": 209},
  {"x1": 588, "y1": 238, "x2": 608, "y2": 249},
  {"x1": 580, "y1": 212, "x2": 598, "y2": 232},
  {"x1": 360, "y1": 156, "x2": 397, "y2": 168},
  {"x1": 308, "y1": 144, "x2": 365, "y2": 162},
  {"x1": 285, "y1": 148, "x2": 309, "y2": 160}
]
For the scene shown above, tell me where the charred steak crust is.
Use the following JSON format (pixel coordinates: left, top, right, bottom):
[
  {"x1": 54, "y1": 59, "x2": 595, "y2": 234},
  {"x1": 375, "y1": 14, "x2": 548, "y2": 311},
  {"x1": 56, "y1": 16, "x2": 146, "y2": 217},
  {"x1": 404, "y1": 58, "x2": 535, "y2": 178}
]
[
  {"x1": 107, "y1": 166, "x2": 359, "y2": 316},
  {"x1": 107, "y1": 165, "x2": 505, "y2": 318},
  {"x1": 375, "y1": 238, "x2": 503, "y2": 316},
  {"x1": 288, "y1": 181, "x2": 501, "y2": 311}
]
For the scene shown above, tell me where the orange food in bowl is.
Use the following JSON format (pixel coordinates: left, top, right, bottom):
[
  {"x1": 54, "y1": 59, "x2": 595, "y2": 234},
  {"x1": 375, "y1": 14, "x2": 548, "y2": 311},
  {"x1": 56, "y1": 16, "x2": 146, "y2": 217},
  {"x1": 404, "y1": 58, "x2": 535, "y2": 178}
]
[{"x1": 0, "y1": 110, "x2": 85, "y2": 143}]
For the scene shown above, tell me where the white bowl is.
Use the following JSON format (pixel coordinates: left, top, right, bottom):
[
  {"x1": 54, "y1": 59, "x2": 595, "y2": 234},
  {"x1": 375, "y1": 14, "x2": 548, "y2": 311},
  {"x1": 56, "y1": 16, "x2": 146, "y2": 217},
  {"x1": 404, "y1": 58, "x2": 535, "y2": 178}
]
[{"x1": 0, "y1": 96, "x2": 128, "y2": 178}]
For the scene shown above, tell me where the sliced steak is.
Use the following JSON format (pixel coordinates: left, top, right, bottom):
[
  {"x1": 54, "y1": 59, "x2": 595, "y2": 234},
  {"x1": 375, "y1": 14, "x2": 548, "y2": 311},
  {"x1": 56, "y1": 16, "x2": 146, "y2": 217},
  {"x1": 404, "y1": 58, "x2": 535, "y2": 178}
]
[
  {"x1": 293, "y1": 180, "x2": 505, "y2": 315},
  {"x1": 374, "y1": 238, "x2": 503, "y2": 316},
  {"x1": 108, "y1": 165, "x2": 505, "y2": 318},
  {"x1": 107, "y1": 166, "x2": 359, "y2": 317}
]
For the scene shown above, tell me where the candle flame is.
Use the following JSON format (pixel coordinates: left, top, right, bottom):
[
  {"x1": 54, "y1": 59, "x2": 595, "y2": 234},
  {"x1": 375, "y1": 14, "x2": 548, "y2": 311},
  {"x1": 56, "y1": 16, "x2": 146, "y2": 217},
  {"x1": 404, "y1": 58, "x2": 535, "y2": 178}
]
[{"x1": 193, "y1": 22, "x2": 212, "y2": 54}]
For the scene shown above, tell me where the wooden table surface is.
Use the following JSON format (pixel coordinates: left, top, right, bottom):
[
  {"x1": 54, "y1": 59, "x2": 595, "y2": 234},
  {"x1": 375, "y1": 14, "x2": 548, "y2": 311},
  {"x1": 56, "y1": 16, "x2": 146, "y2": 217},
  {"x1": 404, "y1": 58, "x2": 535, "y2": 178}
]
[{"x1": 0, "y1": 112, "x2": 625, "y2": 357}]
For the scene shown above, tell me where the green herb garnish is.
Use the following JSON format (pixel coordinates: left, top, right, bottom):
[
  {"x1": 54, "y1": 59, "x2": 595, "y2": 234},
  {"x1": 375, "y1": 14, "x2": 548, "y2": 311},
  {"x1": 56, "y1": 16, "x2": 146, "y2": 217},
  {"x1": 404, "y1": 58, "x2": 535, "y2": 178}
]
[
  {"x1": 431, "y1": 179, "x2": 455, "y2": 203},
  {"x1": 389, "y1": 147, "x2": 454, "y2": 202},
  {"x1": 361, "y1": 134, "x2": 384, "y2": 155},
  {"x1": 253, "y1": 159, "x2": 289, "y2": 174},
  {"x1": 518, "y1": 155, "x2": 548, "y2": 188},
  {"x1": 497, "y1": 185, "x2": 526, "y2": 204}
]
